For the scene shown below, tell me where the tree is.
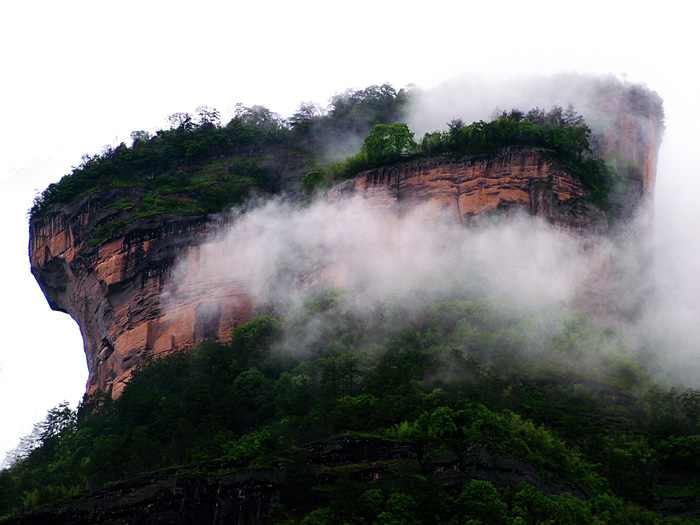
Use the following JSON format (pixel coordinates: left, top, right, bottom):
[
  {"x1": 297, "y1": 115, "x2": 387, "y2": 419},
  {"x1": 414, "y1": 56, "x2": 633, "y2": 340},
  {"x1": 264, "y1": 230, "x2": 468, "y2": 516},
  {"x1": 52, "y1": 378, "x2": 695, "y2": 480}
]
[
  {"x1": 326, "y1": 83, "x2": 408, "y2": 132},
  {"x1": 289, "y1": 102, "x2": 323, "y2": 133},
  {"x1": 41, "y1": 402, "x2": 77, "y2": 443},
  {"x1": 448, "y1": 118, "x2": 465, "y2": 136},
  {"x1": 361, "y1": 122, "x2": 416, "y2": 163},
  {"x1": 230, "y1": 315, "x2": 281, "y2": 368},
  {"x1": 376, "y1": 493, "x2": 421, "y2": 525},
  {"x1": 196, "y1": 106, "x2": 220, "y2": 127},
  {"x1": 130, "y1": 130, "x2": 151, "y2": 146},
  {"x1": 234, "y1": 104, "x2": 283, "y2": 132},
  {"x1": 168, "y1": 112, "x2": 195, "y2": 132},
  {"x1": 320, "y1": 353, "x2": 358, "y2": 402},
  {"x1": 563, "y1": 103, "x2": 585, "y2": 126},
  {"x1": 456, "y1": 480, "x2": 508, "y2": 524}
]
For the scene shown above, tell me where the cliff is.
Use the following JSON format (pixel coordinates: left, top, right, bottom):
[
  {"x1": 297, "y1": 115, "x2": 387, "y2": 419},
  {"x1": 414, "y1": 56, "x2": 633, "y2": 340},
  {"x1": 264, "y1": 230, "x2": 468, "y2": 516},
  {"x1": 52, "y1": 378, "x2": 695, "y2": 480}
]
[
  {"x1": 30, "y1": 149, "x2": 608, "y2": 397},
  {"x1": 0, "y1": 435, "x2": 590, "y2": 525},
  {"x1": 28, "y1": 80, "x2": 664, "y2": 398},
  {"x1": 12, "y1": 77, "x2": 685, "y2": 525},
  {"x1": 29, "y1": 190, "x2": 253, "y2": 398},
  {"x1": 350, "y1": 148, "x2": 608, "y2": 233}
]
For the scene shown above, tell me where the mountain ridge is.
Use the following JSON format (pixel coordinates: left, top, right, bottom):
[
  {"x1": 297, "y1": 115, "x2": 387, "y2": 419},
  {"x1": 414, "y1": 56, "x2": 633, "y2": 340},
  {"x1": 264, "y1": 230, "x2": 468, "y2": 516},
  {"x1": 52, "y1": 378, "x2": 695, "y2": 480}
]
[{"x1": 11, "y1": 74, "x2": 690, "y2": 523}]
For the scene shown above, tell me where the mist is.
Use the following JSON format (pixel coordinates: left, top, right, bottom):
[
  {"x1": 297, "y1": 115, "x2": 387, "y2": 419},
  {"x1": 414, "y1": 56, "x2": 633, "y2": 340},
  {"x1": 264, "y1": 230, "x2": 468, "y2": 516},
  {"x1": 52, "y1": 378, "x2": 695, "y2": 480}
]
[
  {"x1": 163, "y1": 73, "x2": 700, "y2": 387},
  {"x1": 165, "y1": 194, "x2": 614, "y2": 373},
  {"x1": 407, "y1": 71, "x2": 660, "y2": 138},
  {"x1": 168, "y1": 197, "x2": 590, "y2": 311},
  {"x1": 406, "y1": 72, "x2": 700, "y2": 384}
]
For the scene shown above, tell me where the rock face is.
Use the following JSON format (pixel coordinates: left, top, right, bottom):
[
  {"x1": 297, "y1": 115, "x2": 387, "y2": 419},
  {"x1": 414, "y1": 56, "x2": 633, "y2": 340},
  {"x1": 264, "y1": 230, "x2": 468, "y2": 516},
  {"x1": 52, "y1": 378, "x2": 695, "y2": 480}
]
[
  {"x1": 29, "y1": 150, "x2": 600, "y2": 398},
  {"x1": 29, "y1": 85, "x2": 663, "y2": 398},
  {"x1": 29, "y1": 155, "x2": 642, "y2": 397},
  {"x1": 351, "y1": 148, "x2": 608, "y2": 234},
  {"x1": 29, "y1": 189, "x2": 253, "y2": 398},
  {"x1": 0, "y1": 436, "x2": 587, "y2": 525}
]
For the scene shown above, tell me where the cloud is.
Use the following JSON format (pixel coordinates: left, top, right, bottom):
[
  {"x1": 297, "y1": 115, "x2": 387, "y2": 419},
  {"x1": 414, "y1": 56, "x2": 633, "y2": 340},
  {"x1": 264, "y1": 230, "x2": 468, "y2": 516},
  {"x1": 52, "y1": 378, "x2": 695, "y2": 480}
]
[
  {"x1": 165, "y1": 194, "x2": 599, "y2": 357},
  {"x1": 163, "y1": 73, "x2": 700, "y2": 387}
]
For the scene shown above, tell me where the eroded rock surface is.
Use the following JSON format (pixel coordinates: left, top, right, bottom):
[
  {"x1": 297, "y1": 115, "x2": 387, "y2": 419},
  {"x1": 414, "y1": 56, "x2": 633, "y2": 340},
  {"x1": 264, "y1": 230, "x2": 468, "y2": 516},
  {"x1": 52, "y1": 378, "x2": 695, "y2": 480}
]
[
  {"x1": 352, "y1": 149, "x2": 608, "y2": 233},
  {"x1": 0, "y1": 436, "x2": 585, "y2": 525},
  {"x1": 30, "y1": 150, "x2": 604, "y2": 397},
  {"x1": 29, "y1": 189, "x2": 253, "y2": 397},
  {"x1": 30, "y1": 85, "x2": 663, "y2": 398}
]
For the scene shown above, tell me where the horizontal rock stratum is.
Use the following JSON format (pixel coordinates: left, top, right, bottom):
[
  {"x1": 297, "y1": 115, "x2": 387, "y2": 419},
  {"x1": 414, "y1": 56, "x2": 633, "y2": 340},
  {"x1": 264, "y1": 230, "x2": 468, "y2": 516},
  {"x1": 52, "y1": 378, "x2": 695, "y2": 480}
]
[{"x1": 29, "y1": 85, "x2": 664, "y2": 398}]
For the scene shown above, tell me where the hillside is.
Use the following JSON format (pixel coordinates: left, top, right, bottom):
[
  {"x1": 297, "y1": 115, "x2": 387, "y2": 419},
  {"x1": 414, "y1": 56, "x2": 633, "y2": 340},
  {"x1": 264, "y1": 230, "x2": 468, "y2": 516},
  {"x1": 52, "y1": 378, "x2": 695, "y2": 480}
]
[
  {"x1": 4, "y1": 306, "x2": 700, "y2": 523},
  {"x1": 27, "y1": 78, "x2": 662, "y2": 398},
  {"x1": 4, "y1": 75, "x2": 693, "y2": 523}
]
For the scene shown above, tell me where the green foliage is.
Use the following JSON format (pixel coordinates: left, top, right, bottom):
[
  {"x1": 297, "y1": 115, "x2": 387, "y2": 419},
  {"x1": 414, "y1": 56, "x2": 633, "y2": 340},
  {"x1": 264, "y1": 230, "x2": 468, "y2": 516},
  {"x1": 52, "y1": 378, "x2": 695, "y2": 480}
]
[
  {"x1": 656, "y1": 435, "x2": 700, "y2": 471},
  {"x1": 511, "y1": 484, "x2": 593, "y2": 525},
  {"x1": 325, "y1": 83, "x2": 412, "y2": 133},
  {"x1": 418, "y1": 106, "x2": 615, "y2": 207},
  {"x1": 385, "y1": 420, "x2": 424, "y2": 440},
  {"x1": 361, "y1": 122, "x2": 417, "y2": 163},
  {"x1": 30, "y1": 108, "x2": 274, "y2": 221},
  {"x1": 226, "y1": 428, "x2": 284, "y2": 466},
  {"x1": 311, "y1": 104, "x2": 615, "y2": 209},
  {"x1": 230, "y1": 315, "x2": 282, "y2": 370},
  {"x1": 3, "y1": 300, "x2": 700, "y2": 522},
  {"x1": 319, "y1": 121, "x2": 418, "y2": 182},
  {"x1": 17, "y1": 485, "x2": 80, "y2": 514},
  {"x1": 299, "y1": 169, "x2": 326, "y2": 195},
  {"x1": 30, "y1": 83, "x2": 416, "y2": 224},
  {"x1": 456, "y1": 480, "x2": 508, "y2": 524},
  {"x1": 375, "y1": 492, "x2": 421, "y2": 525}
]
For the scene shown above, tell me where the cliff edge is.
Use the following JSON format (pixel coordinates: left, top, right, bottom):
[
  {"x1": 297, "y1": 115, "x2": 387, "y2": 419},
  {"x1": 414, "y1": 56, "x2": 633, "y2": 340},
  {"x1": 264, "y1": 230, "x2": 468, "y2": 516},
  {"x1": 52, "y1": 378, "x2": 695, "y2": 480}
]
[{"x1": 29, "y1": 80, "x2": 664, "y2": 398}]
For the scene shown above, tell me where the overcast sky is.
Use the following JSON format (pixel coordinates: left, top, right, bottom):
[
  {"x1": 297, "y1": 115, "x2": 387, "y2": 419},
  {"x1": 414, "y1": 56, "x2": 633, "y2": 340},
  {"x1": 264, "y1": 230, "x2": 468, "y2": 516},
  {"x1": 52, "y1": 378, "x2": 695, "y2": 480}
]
[{"x1": 1, "y1": 1, "x2": 698, "y2": 459}]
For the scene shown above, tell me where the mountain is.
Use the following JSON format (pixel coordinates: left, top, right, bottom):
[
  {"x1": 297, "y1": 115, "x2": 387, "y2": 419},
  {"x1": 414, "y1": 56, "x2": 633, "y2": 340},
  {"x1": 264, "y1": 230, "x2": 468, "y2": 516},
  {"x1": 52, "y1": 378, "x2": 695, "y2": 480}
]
[
  {"x1": 9, "y1": 76, "x2": 696, "y2": 524},
  {"x1": 28, "y1": 79, "x2": 662, "y2": 398}
]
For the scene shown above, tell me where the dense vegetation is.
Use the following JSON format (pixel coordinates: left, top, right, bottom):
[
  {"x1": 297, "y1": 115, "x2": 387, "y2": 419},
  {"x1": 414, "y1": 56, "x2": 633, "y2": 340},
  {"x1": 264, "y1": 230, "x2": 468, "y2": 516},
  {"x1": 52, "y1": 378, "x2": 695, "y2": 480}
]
[
  {"x1": 422, "y1": 106, "x2": 613, "y2": 204},
  {"x1": 14, "y1": 79, "x2": 672, "y2": 521},
  {"x1": 30, "y1": 106, "x2": 280, "y2": 219},
  {"x1": 29, "y1": 84, "x2": 413, "y2": 221},
  {"x1": 3, "y1": 294, "x2": 700, "y2": 522},
  {"x1": 318, "y1": 105, "x2": 614, "y2": 208},
  {"x1": 30, "y1": 82, "x2": 619, "y2": 231}
]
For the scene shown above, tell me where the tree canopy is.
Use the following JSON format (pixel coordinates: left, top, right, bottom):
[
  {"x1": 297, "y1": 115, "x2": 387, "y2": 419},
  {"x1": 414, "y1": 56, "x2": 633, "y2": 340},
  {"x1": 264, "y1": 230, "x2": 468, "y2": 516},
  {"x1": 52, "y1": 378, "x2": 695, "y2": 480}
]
[
  {"x1": 361, "y1": 123, "x2": 417, "y2": 163},
  {"x1": 29, "y1": 83, "x2": 416, "y2": 222},
  {"x1": 2, "y1": 296, "x2": 699, "y2": 522}
]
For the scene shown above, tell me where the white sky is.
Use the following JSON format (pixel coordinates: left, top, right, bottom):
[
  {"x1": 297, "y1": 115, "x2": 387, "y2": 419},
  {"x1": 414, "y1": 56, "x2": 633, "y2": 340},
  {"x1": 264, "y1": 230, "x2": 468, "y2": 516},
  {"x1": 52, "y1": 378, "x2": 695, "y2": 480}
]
[{"x1": 1, "y1": 1, "x2": 698, "y2": 459}]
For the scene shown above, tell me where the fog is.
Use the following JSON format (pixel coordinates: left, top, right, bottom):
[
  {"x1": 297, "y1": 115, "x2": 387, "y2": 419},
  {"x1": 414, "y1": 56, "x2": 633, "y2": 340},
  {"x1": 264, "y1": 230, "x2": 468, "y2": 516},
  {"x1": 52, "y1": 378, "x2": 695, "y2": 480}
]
[
  {"x1": 164, "y1": 195, "x2": 593, "y2": 362},
  {"x1": 407, "y1": 72, "x2": 664, "y2": 165},
  {"x1": 163, "y1": 74, "x2": 700, "y2": 386},
  {"x1": 2, "y1": 0, "x2": 696, "y2": 467},
  {"x1": 167, "y1": 196, "x2": 589, "y2": 313}
]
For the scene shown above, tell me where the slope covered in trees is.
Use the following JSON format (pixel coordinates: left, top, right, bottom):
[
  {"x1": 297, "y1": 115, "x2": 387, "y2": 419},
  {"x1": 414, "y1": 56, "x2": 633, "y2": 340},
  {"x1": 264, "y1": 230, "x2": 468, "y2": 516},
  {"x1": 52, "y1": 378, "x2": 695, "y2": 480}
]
[
  {"x1": 29, "y1": 84, "x2": 413, "y2": 220},
  {"x1": 30, "y1": 82, "x2": 618, "y2": 231},
  {"x1": 10, "y1": 79, "x2": 679, "y2": 522},
  {"x1": 2, "y1": 295, "x2": 700, "y2": 522}
]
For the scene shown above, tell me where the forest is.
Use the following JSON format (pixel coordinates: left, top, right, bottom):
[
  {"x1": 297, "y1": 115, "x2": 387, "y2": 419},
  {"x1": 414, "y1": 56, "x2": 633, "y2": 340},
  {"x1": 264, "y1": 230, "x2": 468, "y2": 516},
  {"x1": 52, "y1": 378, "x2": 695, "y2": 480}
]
[
  {"x1": 30, "y1": 82, "x2": 614, "y2": 230},
  {"x1": 28, "y1": 84, "x2": 412, "y2": 221},
  {"x1": 2, "y1": 295, "x2": 700, "y2": 522}
]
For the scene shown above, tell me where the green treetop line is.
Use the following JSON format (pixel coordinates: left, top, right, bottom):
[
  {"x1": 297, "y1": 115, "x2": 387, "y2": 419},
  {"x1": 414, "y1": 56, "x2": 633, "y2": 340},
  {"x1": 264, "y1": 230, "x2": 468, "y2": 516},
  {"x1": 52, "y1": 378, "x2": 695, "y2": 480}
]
[
  {"x1": 319, "y1": 105, "x2": 613, "y2": 208},
  {"x1": 30, "y1": 82, "x2": 638, "y2": 224},
  {"x1": 29, "y1": 84, "x2": 413, "y2": 219}
]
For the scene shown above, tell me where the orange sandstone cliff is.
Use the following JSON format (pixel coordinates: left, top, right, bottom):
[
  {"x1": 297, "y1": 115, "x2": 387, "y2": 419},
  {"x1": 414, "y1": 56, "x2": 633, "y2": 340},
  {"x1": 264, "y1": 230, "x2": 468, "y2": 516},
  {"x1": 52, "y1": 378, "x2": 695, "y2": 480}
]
[
  {"x1": 348, "y1": 149, "x2": 607, "y2": 233},
  {"x1": 29, "y1": 86, "x2": 664, "y2": 398},
  {"x1": 30, "y1": 201, "x2": 253, "y2": 397}
]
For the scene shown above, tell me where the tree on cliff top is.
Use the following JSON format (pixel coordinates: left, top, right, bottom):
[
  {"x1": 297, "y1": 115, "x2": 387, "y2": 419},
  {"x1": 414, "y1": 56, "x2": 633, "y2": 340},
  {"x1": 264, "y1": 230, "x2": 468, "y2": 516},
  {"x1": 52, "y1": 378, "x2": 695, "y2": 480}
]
[{"x1": 361, "y1": 122, "x2": 417, "y2": 164}]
